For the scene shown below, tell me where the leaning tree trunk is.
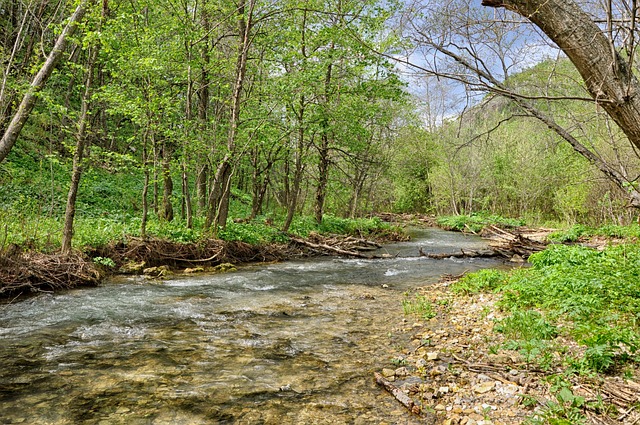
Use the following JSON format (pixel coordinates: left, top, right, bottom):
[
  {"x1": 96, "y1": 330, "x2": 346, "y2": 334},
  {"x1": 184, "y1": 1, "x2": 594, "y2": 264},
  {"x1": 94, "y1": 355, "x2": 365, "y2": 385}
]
[
  {"x1": 480, "y1": 0, "x2": 640, "y2": 207},
  {"x1": 482, "y1": 0, "x2": 640, "y2": 165},
  {"x1": 0, "y1": 0, "x2": 90, "y2": 164}
]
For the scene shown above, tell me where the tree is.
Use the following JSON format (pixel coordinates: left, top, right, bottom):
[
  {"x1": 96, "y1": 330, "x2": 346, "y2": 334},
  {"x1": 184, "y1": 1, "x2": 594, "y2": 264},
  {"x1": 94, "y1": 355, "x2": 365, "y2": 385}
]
[
  {"x1": 481, "y1": 0, "x2": 640, "y2": 208},
  {"x1": 391, "y1": 0, "x2": 640, "y2": 211},
  {"x1": 205, "y1": 0, "x2": 257, "y2": 231}
]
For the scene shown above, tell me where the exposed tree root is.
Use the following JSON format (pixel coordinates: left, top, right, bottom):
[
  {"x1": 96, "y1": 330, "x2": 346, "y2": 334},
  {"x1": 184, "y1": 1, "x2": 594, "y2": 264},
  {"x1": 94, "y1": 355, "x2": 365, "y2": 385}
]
[
  {"x1": 0, "y1": 250, "x2": 102, "y2": 297},
  {"x1": 90, "y1": 237, "x2": 287, "y2": 269}
]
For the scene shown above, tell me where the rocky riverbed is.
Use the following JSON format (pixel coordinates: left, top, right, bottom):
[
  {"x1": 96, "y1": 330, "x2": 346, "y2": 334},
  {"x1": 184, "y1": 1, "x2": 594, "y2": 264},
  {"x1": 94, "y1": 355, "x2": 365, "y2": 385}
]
[{"x1": 378, "y1": 277, "x2": 640, "y2": 425}]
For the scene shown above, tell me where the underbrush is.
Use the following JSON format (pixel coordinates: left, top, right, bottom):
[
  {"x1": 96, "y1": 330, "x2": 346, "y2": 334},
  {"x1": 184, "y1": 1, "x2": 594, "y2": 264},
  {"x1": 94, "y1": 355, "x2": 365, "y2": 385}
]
[
  {"x1": 0, "y1": 208, "x2": 400, "y2": 253},
  {"x1": 436, "y1": 213, "x2": 525, "y2": 233},
  {"x1": 454, "y1": 243, "x2": 640, "y2": 422}
]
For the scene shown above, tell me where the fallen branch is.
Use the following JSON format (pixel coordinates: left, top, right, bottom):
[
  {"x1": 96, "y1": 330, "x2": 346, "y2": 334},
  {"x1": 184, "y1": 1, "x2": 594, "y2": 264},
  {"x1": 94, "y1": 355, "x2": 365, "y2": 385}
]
[
  {"x1": 419, "y1": 247, "x2": 500, "y2": 259},
  {"x1": 374, "y1": 372, "x2": 421, "y2": 415},
  {"x1": 289, "y1": 236, "x2": 391, "y2": 259}
]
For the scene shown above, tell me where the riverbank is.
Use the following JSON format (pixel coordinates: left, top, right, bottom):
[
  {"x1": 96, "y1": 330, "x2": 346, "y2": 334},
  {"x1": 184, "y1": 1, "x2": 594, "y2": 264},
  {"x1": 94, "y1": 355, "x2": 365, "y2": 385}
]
[
  {"x1": 381, "y1": 277, "x2": 640, "y2": 425},
  {"x1": 379, "y1": 226, "x2": 640, "y2": 425},
  {"x1": 0, "y1": 225, "x2": 408, "y2": 299}
]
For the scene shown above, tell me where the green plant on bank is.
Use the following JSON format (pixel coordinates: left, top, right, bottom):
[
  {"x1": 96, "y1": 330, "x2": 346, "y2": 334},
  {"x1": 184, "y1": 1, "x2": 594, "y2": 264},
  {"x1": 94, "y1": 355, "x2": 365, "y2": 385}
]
[
  {"x1": 401, "y1": 293, "x2": 436, "y2": 320},
  {"x1": 495, "y1": 310, "x2": 558, "y2": 369},
  {"x1": 458, "y1": 242, "x2": 640, "y2": 375},
  {"x1": 452, "y1": 269, "x2": 508, "y2": 294},
  {"x1": 548, "y1": 223, "x2": 640, "y2": 243},
  {"x1": 93, "y1": 256, "x2": 116, "y2": 268},
  {"x1": 525, "y1": 384, "x2": 588, "y2": 425},
  {"x1": 436, "y1": 213, "x2": 525, "y2": 233}
]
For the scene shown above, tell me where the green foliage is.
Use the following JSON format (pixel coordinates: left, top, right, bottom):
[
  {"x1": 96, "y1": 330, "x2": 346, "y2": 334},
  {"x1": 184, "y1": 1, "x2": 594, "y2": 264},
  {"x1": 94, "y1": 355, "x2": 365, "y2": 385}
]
[
  {"x1": 452, "y1": 269, "x2": 508, "y2": 294},
  {"x1": 401, "y1": 293, "x2": 436, "y2": 320},
  {"x1": 455, "y1": 241, "x2": 640, "y2": 375},
  {"x1": 286, "y1": 215, "x2": 396, "y2": 239},
  {"x1": 436, "y1": 213, "x2": 525, "y2": 233},
  {"x1": 500, "y1": 244, "x2": 640, "y2": 373},
  {"x1": 548, "y1": 223, "x2": 640, "y2": 242},
  {"x1": 495, "y1": 310, "x2": 558, "y2": 342},
  {"x1": 525, "y1": 385, "x2": 588, "y2": 425},
  {"x1": 547, "y1": 224, "x2": 590, "y2": 243},
  {"x1": 93, "y1": 256, "x2": 116, "y2": 268},
  {"x1": 218, "y1": 221, "x2": 287, "y2": 245}
]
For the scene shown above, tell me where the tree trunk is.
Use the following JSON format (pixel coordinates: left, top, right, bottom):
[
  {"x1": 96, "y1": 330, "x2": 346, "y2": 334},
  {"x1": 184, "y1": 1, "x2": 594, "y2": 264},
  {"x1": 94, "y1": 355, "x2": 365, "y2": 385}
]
[
  {"x1": 182, "y1": 159, "x2": 193, "y2": 228},
  {"x1": 61, "y1": 46, "x2": 98, "y2": 255},
  {"x1": 196, "y1": 8, "x2": 210, "y2": 215},
  {"x1": 159, "y1": 142, "x2": 174, "y2": 222},
  {"x1": 196, "y1": 164, "x2": 208, "y2": 212},
  {"x1": 141, "y1": 131, "x2": 150, "y2": 239},
  {"x1": 205, "y1": 0, "x2": 255, "y2": 231},
  {"x1": 0, "y1": 0, "x2": 90, "y2": 164},
  {"x1": 283, "y1": 106, "x2": 306, "y2": 232},
  {"x1": 315, "y1": 51, "x2": 334, "y2": 225}
]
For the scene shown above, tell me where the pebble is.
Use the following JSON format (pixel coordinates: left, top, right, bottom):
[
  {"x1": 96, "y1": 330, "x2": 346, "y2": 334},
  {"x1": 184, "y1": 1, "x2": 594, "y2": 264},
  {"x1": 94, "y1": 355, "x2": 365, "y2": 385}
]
[
  {"x1": 381, "y1": 368, "x2": 395, "y2": 378},
  {"x1": 472, "y1": 381, "x2": 495, "y2": 394},
  {"x1": 394, "y1": 367, "x2": 410, "y2": 377}
]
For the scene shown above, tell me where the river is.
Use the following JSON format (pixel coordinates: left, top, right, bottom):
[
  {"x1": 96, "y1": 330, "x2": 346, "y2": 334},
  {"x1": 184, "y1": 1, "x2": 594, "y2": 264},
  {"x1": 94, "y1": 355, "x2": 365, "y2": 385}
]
[{"x1": 0, "y1": 228, "x2": 505, "y2": 424}]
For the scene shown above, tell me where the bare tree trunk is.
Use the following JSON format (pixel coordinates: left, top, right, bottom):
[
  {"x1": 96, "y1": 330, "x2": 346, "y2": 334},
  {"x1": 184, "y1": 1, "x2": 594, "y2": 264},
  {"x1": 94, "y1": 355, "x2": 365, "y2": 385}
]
[
  {"x1": 196, "y1": 164, "x2": 208, "y2": 212},
  {"x1": 141, "y1": 130, "x2": 150, "y2": 239},
  {"x1": 61, "y1": 45, "x2": 98, "y2": 255},
  {"x1": 283, "y1": 105, "x2": 306, "y2": 232},
  {"x1": 196, "y1": 8, "x2": 210, "y2": 215},
  {"x1": 182, "y1": 159, "x2": 193, "y2": 228},
  {"x1": 0, "y1": 0, "x2": 90, "y2": 164},
  {"x1": 153, "y1": 139, "x2": 159, "y2": 214}
]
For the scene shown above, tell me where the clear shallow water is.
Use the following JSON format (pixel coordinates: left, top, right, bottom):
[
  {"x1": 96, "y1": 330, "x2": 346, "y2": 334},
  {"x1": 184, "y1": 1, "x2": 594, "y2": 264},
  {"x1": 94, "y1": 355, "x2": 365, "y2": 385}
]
[{"x1": 0, "y1": 228, "x2": 504, "y2": 424}]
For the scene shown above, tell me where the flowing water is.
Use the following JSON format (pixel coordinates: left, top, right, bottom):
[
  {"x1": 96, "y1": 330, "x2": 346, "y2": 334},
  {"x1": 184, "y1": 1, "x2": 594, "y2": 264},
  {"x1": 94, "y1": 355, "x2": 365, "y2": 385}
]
[{"x1": 0, "y1": 228, "x2": 505, "y2": 425}]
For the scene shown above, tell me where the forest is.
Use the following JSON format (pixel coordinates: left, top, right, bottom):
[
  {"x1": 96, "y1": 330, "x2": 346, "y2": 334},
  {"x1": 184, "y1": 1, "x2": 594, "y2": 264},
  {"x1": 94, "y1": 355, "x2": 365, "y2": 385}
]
[
  {"x1": 4, "y1": 1, "x2": 640, "y2": 423},
  {"x1": 2, "y1": 0, "x2": 640, "y2": 255}
]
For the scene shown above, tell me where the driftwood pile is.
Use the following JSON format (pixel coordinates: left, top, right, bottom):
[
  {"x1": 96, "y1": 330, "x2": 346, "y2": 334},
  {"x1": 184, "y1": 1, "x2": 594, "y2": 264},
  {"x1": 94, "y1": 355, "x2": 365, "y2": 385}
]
[
  {"x1": 420, "y1": 225, "x2": 550, "y2": 261},
  {"x1": 288, "y1": 233, "x2": 393, "y2": 259}
]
